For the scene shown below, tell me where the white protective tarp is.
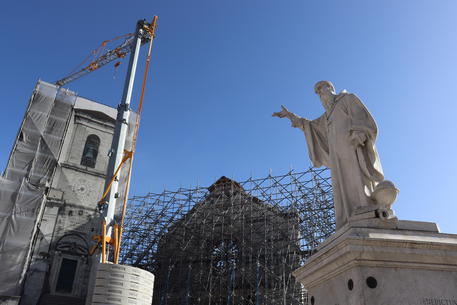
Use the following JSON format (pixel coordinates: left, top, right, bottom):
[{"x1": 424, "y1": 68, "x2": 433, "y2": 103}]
[{"x1": 0, "y1": 81, "x2": 75, "y2": 296}]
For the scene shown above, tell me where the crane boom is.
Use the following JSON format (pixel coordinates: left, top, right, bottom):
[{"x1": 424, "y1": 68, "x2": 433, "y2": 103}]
[{"x1": 55, "y1": 22, "x2": 154, "y2": 87}]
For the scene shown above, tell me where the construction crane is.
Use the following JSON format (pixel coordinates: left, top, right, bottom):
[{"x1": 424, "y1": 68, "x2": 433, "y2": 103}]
[
  {"x1": 92, "y1": 17, "x2": 158, "y2": 265},
  {"x1": 55, "y1": 19, "x2": 156, "y2": 87},
  {"x1": 57, "y1": 17, "x2": 159, "y2": 265}
]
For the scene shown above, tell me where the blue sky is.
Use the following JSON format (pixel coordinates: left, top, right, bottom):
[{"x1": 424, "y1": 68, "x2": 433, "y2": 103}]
[{"x1": 1, "y1": 0, "x2": 456, "y2": 233}]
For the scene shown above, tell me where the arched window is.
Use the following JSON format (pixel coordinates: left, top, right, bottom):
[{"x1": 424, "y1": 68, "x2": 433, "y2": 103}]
[{"x1": 81, "y1": 134, "x2": 100, "y2": 168}]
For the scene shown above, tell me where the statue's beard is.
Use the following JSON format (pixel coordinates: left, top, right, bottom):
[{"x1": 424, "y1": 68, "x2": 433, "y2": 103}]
[{"x1": 320, "y1": 98, "x2": 331, "y2": 110}]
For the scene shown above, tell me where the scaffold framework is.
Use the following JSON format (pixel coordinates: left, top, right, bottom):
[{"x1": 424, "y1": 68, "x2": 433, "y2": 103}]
[{"x1": 120, "y1": 167, "x2": 335, "y2": 305}]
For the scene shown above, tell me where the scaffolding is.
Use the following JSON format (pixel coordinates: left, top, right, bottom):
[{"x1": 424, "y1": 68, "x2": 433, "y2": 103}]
[{"x1": 120, "y1": 168, "x2": 335, "y2": 305}]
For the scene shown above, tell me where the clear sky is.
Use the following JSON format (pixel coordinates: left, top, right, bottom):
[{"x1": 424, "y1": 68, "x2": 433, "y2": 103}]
[{"x1": 1, "y1": 0, "x2": 456, "y2": 233}]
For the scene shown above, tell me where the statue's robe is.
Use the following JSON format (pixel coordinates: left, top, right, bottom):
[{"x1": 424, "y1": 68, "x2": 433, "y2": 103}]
[{"x1": 293, "y1": 93, "x2": 384, "y2": 228}]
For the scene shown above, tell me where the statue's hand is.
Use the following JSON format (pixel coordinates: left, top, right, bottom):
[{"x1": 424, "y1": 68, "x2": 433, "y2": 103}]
[
  {"x1": 272, "y1": 105, "x2": 290, "y2": 118},
  {"x1": 350, "y1": 130, "x2": 367, "y2": 147}
]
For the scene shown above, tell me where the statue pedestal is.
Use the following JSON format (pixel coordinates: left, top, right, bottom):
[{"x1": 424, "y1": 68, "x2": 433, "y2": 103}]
[{"x1": 293, "y1": 219, "x2": 457, "y2": 305}]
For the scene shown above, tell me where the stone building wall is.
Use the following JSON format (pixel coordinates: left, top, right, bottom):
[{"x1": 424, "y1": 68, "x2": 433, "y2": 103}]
[{"x1": 0, "y1": 81, "x2": 134, "y2": 305}]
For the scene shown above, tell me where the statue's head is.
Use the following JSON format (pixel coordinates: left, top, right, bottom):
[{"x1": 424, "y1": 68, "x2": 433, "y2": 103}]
[
  {"x1": 314, "y1": 81, "x2": 335, "y2": 95},
  {"x1": 314, "y1": 81, "x2": 336, "y2": 109}
]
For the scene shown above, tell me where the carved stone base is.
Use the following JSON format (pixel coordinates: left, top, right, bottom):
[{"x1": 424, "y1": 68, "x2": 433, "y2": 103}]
[{"x1": 293, "y1": 220, "x2": 457, "y2": 305}]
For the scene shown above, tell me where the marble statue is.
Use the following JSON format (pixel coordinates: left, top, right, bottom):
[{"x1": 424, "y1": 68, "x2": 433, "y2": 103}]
[{"x1": 273, "y1": 81, "x2": 397, "y2": 229}]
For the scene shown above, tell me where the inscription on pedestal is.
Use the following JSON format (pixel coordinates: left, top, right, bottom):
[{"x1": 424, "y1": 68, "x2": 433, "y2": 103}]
[{"x1": 422, "y1": 298, "x2": 457, "y2": 305}]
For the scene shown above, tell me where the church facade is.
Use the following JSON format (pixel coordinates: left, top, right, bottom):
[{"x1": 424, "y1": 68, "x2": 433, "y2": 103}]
[{"x1": 152, "y1": 177, "x2": 305, "y2": 305}]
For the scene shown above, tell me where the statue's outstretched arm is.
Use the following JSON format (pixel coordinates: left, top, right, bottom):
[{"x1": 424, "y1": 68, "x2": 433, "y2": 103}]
[{"x1": 272, "y1": 105, "x2": 308, "y2": 128}]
